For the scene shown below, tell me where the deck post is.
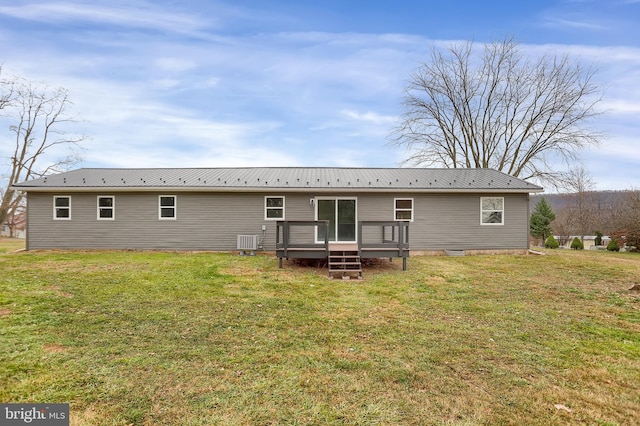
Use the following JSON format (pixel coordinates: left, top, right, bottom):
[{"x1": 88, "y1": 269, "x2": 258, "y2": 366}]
[
  {"x1": 283, "y1": 221, "x2": 289, "y2": 258},
  {"x1": 275, "y1": 221, "x2": 330, "y2": 268}
]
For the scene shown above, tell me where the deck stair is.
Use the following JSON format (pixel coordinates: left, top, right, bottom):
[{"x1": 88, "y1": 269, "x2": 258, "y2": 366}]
[{"x1": 328, "y1": 244, "x2": 362, "y2": 279}]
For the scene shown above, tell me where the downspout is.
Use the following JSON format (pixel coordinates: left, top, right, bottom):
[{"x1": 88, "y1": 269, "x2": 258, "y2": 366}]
[
  {"x1": 526, "y1": 193, "x2": 531, "y2": 250},
  {"x1": 25, "y1": 194, "x2": 29, "y2": 251}
]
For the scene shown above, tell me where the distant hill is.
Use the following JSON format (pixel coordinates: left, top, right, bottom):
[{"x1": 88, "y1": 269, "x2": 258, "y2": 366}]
[
  {"x1": 530, "y1": 190, "x2": 639, "y2": 236},
  {"x1": 530, "y1": 191, "x2": 631, "y2": 212}
]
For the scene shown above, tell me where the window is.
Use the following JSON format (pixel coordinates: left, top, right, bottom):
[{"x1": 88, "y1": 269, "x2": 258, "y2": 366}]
[
  {"x1": 54, "y1": 196, "x2": 71, "y2": 220},
  {"x1": 159, "y1": 195, "x2": 177, "y2": 220},
  {"x1": 394, "y1": 198, "x2": 413, "y2": 221},
  {"x1": 265, "y1": 196, "x2": 284, "y2": 220},
  {"x1": 97, "y1": 196, "x2": 115, "y2": 220},
  {"x1": 481, "y1": 197, "x2": 504, "y2": 225}
]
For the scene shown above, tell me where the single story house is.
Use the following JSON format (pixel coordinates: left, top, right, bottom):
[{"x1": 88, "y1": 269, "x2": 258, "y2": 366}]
[{"x1": 12, "y1": 167, "x2": 542, "y2": 273}]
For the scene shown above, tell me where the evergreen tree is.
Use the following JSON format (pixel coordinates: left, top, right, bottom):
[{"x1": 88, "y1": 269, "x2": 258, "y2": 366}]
[
  {"x1": 606, "y1": 239, "x2": 620, "y2": 252},
  {"x1": 570, "y1": 237, "x2": 584, "y2": 250},
  {"x1": 545, "y1": 235, "x2": 560, "y2": 249},
  {"x1": 530, "y1": 197, "x2": 556, "y2": 245}
]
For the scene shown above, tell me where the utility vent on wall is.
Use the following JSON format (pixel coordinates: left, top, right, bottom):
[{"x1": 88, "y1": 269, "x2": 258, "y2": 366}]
[{"x1": 237, "y1": 235, "x2": 259, "y2": 255}]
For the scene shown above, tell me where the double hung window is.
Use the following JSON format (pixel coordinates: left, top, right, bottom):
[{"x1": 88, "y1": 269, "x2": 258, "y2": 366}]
[
  {"x1": 481, "y1": 197, "x2": 504, "y2": 225},
  {"x1": 54, "y1": 196, "x2": 71, "y2": 220},
  {"x1": 159, "y1": 195, "x2": 177, "y2": 219},
  {"x1": 394, "y1": 198, "x2": 413, "y2": 221},
  {"x1": 265, "y1": 196, "x2": 285, "y2": 220},
  {"x1": 97, "y1": 196, "x2": 115, "y2": 220}
]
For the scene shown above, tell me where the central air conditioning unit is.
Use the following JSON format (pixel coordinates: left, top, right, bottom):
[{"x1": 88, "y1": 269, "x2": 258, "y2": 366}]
[{"x1": 237, "y1": 235, "x2": 259, "y2": 256}]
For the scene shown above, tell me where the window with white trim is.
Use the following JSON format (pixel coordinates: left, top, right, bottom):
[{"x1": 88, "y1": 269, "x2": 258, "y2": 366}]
[
  {"x1": 265, "y1": 196, "x2": 285, "y2": 220},
  {"x1": 159, "y1": 195, "x2": 177, "y2": 220},
  {"x1": 97, "y1": 196, "x2": 115, "y2": 220},
  {"x1": 54, "y1": 196, "x2": 71, "y2": 220},
  {"x1": 481, "y1": 197, "x2": 504, "y2": 225},
  {"x1": 394, "y1": 198, "x2": 413, "y2": 221}
]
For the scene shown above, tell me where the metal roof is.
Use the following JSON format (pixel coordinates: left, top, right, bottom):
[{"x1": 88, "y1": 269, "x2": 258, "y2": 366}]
[{"x1": 12, "y1": 167, "x2": 544, "y2": 193}]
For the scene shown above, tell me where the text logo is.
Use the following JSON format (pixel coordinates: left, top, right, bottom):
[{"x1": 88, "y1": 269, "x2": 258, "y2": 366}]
[{"x1": 1, "y1": 404, "x2": 69, "y2": 425}]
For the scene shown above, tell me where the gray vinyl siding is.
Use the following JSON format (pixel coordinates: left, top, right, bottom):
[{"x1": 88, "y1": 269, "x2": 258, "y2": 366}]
[
  {"x1": 411, "y1": 193, "x2": 529, "y2": 250},
  {"x1": 357, "y1": 193, "x2": 528, "y2": 250},
  {"x1": 27, "y1": 192, "x2": 269, "y2": 250},
  {"x1": 26, "y1": 191, "x2": 530, "y2": 251}
]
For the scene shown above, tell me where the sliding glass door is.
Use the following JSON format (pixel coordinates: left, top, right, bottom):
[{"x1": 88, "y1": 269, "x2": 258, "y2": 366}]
[{"x1": 316, "y1": 198, "x2": 356, "y2": 242}]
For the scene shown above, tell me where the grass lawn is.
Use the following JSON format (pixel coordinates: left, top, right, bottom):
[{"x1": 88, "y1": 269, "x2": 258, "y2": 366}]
[
  {"x1": 1, "y1": 240, "x2": 639, "y2": 425},
  {"x1": 0, "y1": 237, "x2": 25, "y2": 254}
]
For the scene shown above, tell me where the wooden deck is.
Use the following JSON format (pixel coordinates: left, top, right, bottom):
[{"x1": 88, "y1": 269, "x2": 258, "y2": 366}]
[
  {"x1": 329, "y1": 243, "x2": 358, "y2": 251},
  {"x1": 275, "y1": 221, "x2": 409, "y2": 273}
]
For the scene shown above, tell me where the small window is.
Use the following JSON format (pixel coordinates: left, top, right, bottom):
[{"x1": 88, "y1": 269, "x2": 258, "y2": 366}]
[
  {"x1": 265, "y1": 196, "x2": 285, "y2": 220},
  {"x1": 394, "y1": 198, "x2": 413, "y2": 221},
  {"x1": 97, "y1": 196, "x2": 115, "y2": 220},
  {"x1": 54, "y1": 196, "x2": 71, "y2": 220},
  {"x1": 159, "y1": 195, "x2": 176, "y2": 220},
  {"x1": 481, "y1": 197, "x2": 504, "y2": 225}
]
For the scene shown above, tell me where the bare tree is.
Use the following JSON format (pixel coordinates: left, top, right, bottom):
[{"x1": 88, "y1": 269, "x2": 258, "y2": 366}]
[
  {"x1": 610, "y1": 188, "x2": 640, "y2": 250},
  {"x1": 551, "y1": 208, "x2": 573, "y2": 247},
  {"x1": 0, "y1": 67, "x2": 14, "y2": 110},
  {"x1": 560, "y1": 166, "x2": 596, "y2": 241},
  {"x1": 0, "y1": 73, "x2": 84, "y2": 230},
  {"x1": 390, "y1": 38, "x2": 603, "y2": 185},
  {"x1": 1, "y1": 203, "x2": 25, "y2": 237}
]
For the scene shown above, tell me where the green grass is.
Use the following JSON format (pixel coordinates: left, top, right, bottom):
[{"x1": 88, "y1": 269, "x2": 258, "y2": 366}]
[{"x1": 1, "y1": 243, "x2": 639, "y2": 425}]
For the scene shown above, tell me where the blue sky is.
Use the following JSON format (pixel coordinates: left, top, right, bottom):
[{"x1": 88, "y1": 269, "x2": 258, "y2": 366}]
[{"x1": 1, "y1": 0, "x2": 639, "y2": 190}]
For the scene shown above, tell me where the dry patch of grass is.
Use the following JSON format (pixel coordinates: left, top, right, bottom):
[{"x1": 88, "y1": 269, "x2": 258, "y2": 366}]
[
  {"x1": 0, "y1": 238, "x2": 25, "y2": 253},
  {"x1": 1, "y1": 244, "x2": 638, "y2": 425}
]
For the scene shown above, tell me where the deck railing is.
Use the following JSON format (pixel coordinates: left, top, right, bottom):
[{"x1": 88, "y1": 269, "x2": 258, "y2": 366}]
[
  {"x1": 358, "y1": 221, "x2": 410, "y2": 253},
  {"x1": 358, "y1": 221, "x2": 410, "y2": 270},
  {"x1": 276, "y1": 220, "x2": 410, "y2": 269},
  {"x1": 276, "y1": 220, "x2": 329, "y2": 261}
]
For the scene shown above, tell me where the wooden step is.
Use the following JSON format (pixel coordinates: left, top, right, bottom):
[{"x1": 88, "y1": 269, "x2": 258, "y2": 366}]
[{"x1": 328, "y1": 249, "x2": 362, "y2": 279}]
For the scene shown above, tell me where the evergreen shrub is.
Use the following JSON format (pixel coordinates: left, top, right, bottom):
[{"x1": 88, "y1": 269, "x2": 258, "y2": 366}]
[
  {"x1": 545, "y1": 235, "x2": 559, "y2": 249},
  {"x1": 570, "y1": 237, "x2": 584, "y2": 250},
  {"x1": 606, "y1": 239, "x2": 620, "y2": 252}
]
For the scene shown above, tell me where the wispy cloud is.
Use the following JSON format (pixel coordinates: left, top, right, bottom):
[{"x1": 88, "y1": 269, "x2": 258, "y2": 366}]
[
  {"x1": 543, "y1": 18, "x2": 606, "y2": 31},
  {"x1": 0, "y1": 1, "x2": 209, "y2": 33},
  {"x1": 600, "y1": 99, "x2": 640, "y2": 114},
  {"x1": 341, "y1": 110, "x2": 397, "y2": 124}
]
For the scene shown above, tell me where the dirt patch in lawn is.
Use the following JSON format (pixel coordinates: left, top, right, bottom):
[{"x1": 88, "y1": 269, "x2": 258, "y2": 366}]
[{"x1": 43, "y1": 343, "x2": 67, "y2": 353}]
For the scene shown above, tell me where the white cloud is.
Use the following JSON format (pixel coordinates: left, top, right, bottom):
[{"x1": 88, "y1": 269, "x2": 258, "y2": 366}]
[
  {"x1": 0, "y1": 1, "x2": 210, "y2": 33},
  {"x1": 2, "y1": 1, "x2": 640, "y2": 188},
  {"x1": 600, "y1": 99, "x2": 640, "y2": 114},
  {"x1": 543, "y1": 18, "x2": 606, "y2": 31},
  {"x1": 341, "y1": 110, "x2": 397, "y2": 124}
]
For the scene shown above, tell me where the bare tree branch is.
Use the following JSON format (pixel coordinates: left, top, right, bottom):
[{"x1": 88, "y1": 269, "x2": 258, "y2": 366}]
[
  {"x1": 389, "y1": 38, "x2": 604, "y2": 184},
  {"x1": 1, "y1": 72, "x2": 85, "y2": 228}
]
